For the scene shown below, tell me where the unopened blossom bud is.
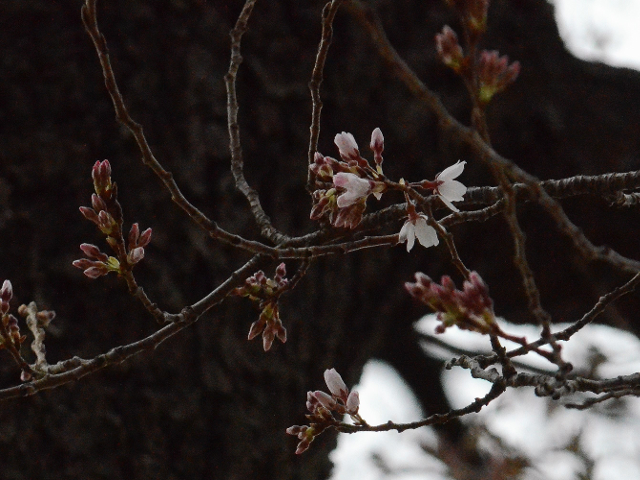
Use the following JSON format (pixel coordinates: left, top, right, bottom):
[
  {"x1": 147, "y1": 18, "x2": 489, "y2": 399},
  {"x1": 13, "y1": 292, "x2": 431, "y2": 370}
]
[
  {"x1": 313, "y1": 390, "x2": 338, "y2": 409},
  {"x1": 80, "y1": 243, "x2": 108, "y2": 262},
  {"x1": 91, "y1": 193, "x2": 107, "y2": 212},
  {"x1": 1, "y1": 279, "x2": 13, "y2": 304},
  {"x1": 79, "y1": 206, "x2": 99, "y2": 224},
  {"x1": 128, "y1": 223, "x2": 140, "y2": 247},
  {"x1": 97, "y1": 210, "x2": 116, "y2": 234},
  {"x1": 128, "y1": 247, "x2": 145, "y2": 265},
  {"x1": 306, "y1": 391, "x2": 320, "y2": 413},
  {"x1": 436, "y1": 26, "x2": 464, "y2": 71},
  {"x1": 83, "y1": 265, "x2": 110, "y2": 279},
  {"x1": 370, "y1": 128, "x2": 384, "y2": 167},
  {"x1": 138, "y1": 228, "x2": 152, "y2": 248},
  {"x1": 477, "y1": 50, "x2": 520, "y2": 104},
  {"x1": 275, "y1": 263, "x2": 286, "y2": 281},
  {"x1": 346, "y1": 391, "x2": 360, "y2": 414},
  {"x1": 286, "y1": 425, "x2": 308, "y2": 437},
  {"x1": 334, "y1": 132, "x2": 360, "y2": 162},
  {"x1": 92, "y1": 159, "x2": 112, "y2": 197},
  {"x1": 324, "y1": 368, "x2": 349, "y2": 400},
  {"x1": 310, "y1": 152, "x2": 335, "y2": 181}
]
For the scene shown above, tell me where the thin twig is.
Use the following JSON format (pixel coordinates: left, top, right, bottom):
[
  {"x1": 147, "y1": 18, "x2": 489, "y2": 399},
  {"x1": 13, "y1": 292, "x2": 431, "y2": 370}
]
[
  {"x1": 225, "y1": 0, "x2": 291, "y2": 244},
  {"x1": 307, "y1": 0, "x2": 345, "y2": 190},
  {"x1": 0, "y1": 255, "x2": 264, "y2": 401}
]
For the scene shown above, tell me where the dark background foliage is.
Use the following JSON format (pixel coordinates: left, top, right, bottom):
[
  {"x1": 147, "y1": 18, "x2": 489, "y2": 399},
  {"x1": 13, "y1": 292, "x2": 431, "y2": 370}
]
[{"x1": 1, "y1": 0, "x2": 640, "y2": 478}]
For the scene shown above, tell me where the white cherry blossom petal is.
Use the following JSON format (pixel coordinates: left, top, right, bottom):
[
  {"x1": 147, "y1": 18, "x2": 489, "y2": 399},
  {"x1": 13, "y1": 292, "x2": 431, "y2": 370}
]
[
  {"x1": 436, "y1": 160, "x2": 466, "y2": 182},
  {"x1": 333, "y1": 172, "x2": 372, "y2": 208},
  {"x1": 399, "y1": 221, "x2": 416, "y2": 251},
  {"x1": 399, "y1": 214, "x2": 439, "y2": 251},
  {"x1": 435, "y1": 160, "x2": 467, "y2": 212},
  {"x1": 414, "y1": 217, "x2": 439, "y2": 248}
]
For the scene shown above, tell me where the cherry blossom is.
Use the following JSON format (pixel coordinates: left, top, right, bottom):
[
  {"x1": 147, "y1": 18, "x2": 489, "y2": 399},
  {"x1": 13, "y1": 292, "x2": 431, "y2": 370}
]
[
  {"x1": 434, "y1": 160, "x2": 467, "y2": 212},
  {"x1": 399, "y1": 214, "x2": 439, "y2": 251},
  {"x1": 333, "y1": 172, "x2": 373, "y2": 208}
]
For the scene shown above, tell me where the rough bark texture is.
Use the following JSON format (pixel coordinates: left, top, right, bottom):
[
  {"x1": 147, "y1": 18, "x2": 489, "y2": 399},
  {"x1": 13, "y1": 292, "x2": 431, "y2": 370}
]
[{"x1": 1, "y1": 0, "x2": 639, "y2": 478}]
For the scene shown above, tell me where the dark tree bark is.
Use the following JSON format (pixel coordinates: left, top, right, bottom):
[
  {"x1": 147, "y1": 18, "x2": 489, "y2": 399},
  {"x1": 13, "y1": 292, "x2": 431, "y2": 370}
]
[{"x1": 1, "y1": 0, "x2": 639, "y2": 479}]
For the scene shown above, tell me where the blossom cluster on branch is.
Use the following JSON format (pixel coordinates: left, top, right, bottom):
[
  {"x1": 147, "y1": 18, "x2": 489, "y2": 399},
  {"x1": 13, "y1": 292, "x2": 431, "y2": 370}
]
[{"x1": 1, "y1": 1, "x2": 640, "y2": 473}]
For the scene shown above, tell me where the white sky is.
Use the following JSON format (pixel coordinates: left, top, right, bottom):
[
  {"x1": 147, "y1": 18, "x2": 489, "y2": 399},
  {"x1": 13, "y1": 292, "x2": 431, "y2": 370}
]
[
  {"x1": 549, "y1": 0, "x2": 640, "y2": 70},
  {"x1": 331, "y1": 3, "x2": 640, "y2": 478}
]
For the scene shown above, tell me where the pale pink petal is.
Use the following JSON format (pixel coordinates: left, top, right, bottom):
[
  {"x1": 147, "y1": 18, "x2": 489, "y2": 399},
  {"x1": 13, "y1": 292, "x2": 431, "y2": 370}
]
[
  {"x1": 333, "y1": 173, "x2": 372, "y2": 208},
  {"x1": 414, "y1": 217, "x2": 439, "y2": 248},
  {"x1": 399, "y1": 221, "x2": 416, "y2": 252},
  {"x1": 438, "y1": 194, "x2": 459, "y2": 212},
  {"x1": 436, "y1": 160, "x2": 466, "y2": 182},
  {"x1": 438, "y1": 179, "x2": 467, "y2": 202}
]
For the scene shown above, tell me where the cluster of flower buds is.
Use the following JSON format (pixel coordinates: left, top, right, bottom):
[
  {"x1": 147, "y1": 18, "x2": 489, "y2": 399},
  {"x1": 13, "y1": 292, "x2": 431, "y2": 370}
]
[
  {"x1": 405, "y1": 271, "x2": 495, "y2": 334},
  {"x1": 74, "y1": 160, "x2": 152, "y2": 278},
  {"x1": 127, "y1": 223, "x2": 152, "y2": 265},
  {"x1": 0, "y1": 280, "x2": 26, "y2": 350},
  {"x1": 232, "y1": 263, "x2": 289, "y2": 351},
  {"x1": 444, "y1": 0, "x2": 490, "y2": 35},
  {"x1": 309, "y1": 130, "x2": 386, "y2": 229},
  {"x1": 286, "y1": 368, "x2": 362, "y2": 454},
  {"x1": 477, "y1": 50, "x2": 520, "y2": 105},
  {"x1": 437, "y1": 0, "x2": 519, "y2": 105},
  {"x1": 72, "y1": 243, "x2": 121, "y2": 279}
]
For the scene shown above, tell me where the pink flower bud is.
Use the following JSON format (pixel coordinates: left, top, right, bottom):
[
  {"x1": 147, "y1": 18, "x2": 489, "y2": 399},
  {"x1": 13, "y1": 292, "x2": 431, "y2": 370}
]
[
  {"x1": 346, "y1": 391, "x2": 360, "y2": 414},
  {"x1": 138, "y1": 228, "x2": 152, "y2": 248},
  {"x1": 128, "y1": 247, "x2": 145, "y2": 264},
  {"x1": 286, "y1": 425, "x2": 307, "y2": 436},
  {"x1": 83, "y1": 266, "x2": 108, "y2": 279},
  {"x1": 334, "y1": 132, "x2": 360, "y2": 161},
  {"x1": 313, "y1": 390, "x2": 337, "y2": 409},
  {"x1": 97, "y1": 210, "x2": 115, "y2": 234},
  {"x1": 435, "y1": 26, "x2": 464, "y2": 70},
  {"x1": 128, "y1": 222, "x2": 140, "y2": 248},
  {"x1": 80, "y1": 243, "x2": 108, "y2": 261},
  {"x1": 91, "y1": 194, "x2": 107, "y2": 212},
  {"x1": 324, "y1": 368, "x2": 349, "y2": 400},
  {"x1": 92, "y1": 160, "x2": 112, "y2": 196},
  {"x1": 79, "y1": 206, "x2": 99, "y2": 224},
  {"x1": 247, "y1": 318, "x2": 265, "y2": 340},
  {"x1": 0, "y1": 280, "x2": 13, "y2": 303},
  {"x1": 370, "y1": 127, "x2": 384, "y2": 166}
]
